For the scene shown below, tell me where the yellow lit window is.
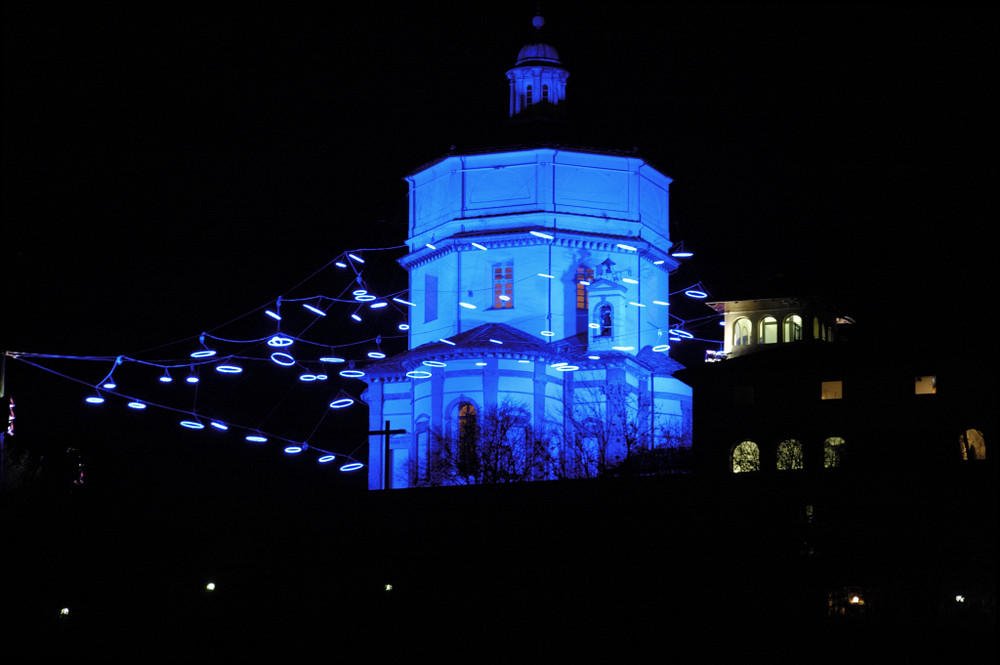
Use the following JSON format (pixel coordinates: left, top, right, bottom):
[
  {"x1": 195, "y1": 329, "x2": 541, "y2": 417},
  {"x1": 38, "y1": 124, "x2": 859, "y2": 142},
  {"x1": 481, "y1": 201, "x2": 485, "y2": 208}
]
[{"x1": 821, "y1": 380, "x2": 843, "y2": 400}]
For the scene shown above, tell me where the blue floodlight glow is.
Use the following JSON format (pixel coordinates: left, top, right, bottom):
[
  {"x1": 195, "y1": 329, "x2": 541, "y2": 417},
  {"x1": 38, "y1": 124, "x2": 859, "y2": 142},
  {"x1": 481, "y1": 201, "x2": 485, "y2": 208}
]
[
  {"x1": 339, "y1": 369, "x2": 365, "y2": 378},
  {"x1": 617, "y1": 243, "x2": 637, "y2": 251},
  {"x1": 319, "y1": 356, "x2": 345, "y2": 363},
  {"x1": 216, "y1": 364, "x2": 243, "y2": 374},
  {"x1": 340, "y1": 462, "x2": 364, "y2": 472},
  {"x1": 267, "y1": 335, "x2": 294, "y2": 347},
  {"x1": 270, "y1": 352, "x2": 296, "y2": 366},
  {"x1": 318, "y1": 455, "x2": 336, "y2": 463},
  {"x1": 685, "y1": 289, "x2": 708, "y2": 299},
  {"x1": 191, "y1": 349, "x2": 217, "y2": 358},
  {"x1": 329, "y1": 398, "x2": 355, "y2": 409},
  {"x1": 265, "y1": 310, "x2": 282, "y2": 321},
  {"x1": 348, "y1": 253, "x2": 364, "y2": 264},
  {"x1": 210, "y1": 421, "x2": 228, "y2": 431},
  {"x1": 393, "y1": 297, "x2": 416, "y2": 307},
  {"x1": 245, "y1": 434, "x2": 267, "y2": 443},
  {"x1": 303, "y1": 303, "x2": 327, "y2": 316},
  {"x1": 180, "y1": 420, "x2": 205, "y2": 429}
]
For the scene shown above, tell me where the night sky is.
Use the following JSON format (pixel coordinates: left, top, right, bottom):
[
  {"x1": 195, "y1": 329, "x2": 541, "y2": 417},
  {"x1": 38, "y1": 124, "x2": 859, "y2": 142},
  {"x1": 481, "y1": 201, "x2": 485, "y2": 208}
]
[{"x1": 2, "y1": 3, "x2": 994, "y2": 491}]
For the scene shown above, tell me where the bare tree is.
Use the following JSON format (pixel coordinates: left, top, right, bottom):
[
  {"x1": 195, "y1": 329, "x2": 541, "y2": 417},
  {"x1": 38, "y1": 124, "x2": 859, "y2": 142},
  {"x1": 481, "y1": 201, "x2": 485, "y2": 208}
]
[
  {"x1": 410, "y1": 400, "x2": 554, "y2": 486},
  {"x1": 562, "y1": 384, "x2": 654, "y2": 479}
]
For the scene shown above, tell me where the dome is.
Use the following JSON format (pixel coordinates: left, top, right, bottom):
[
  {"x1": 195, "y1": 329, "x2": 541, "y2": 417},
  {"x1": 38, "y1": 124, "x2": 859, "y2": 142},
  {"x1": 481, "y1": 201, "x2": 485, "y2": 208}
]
[
  {"x1": 514, "y1": 14, "x2": 561, "y2": 66},
  {"x1": 515, "y1": 42, "x2": 561, "y2": 66}
]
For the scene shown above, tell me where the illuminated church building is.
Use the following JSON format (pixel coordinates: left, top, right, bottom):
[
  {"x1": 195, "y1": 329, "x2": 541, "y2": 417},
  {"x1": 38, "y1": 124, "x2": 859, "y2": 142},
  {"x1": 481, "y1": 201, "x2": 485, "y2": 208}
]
[{"x1": 362, "y1": 15, "x2": 693, "y2": 489}]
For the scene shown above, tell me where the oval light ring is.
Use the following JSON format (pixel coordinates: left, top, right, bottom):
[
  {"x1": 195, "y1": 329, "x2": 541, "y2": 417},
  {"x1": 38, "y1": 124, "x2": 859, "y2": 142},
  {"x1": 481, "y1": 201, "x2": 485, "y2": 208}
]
[
  {"x1": 329, "y1": 398, "x2": 355, "y2": 409},
  {"x1": 339, "y1": 369, "x2": 365, "y2": 378},
  {"x1": 406, "y1": 370, "x2": 433, "y2": 379},
  {"x1": 339, "y1": 462, "x2": 365, "y2": 472},
  {"x1": 270, "y1": 352, "x2": 296, "y2": 366}
]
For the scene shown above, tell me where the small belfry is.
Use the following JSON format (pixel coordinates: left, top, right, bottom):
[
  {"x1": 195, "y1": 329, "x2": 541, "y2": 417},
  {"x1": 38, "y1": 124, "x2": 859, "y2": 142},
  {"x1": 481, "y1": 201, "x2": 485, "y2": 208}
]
[
  {"x1": 361, "y1": 13, "x2": 692, "y2": 489},
  {"x1": 506, "y1": 13, "x2": 569, "y2": 117}
]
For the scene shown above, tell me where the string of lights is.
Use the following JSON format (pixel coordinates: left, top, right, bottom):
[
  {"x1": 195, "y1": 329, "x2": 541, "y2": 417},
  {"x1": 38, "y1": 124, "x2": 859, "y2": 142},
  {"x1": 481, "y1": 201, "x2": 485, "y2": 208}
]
[{"x1": 5, "y1": 237, "x2": 720, "y2": 477}]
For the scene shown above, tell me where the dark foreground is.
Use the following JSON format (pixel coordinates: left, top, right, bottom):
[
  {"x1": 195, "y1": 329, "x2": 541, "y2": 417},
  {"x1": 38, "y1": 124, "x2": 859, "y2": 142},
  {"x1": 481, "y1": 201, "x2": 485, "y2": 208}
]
[{"x1": 5, "y1": 464, "x2": 996, "y2": 663}]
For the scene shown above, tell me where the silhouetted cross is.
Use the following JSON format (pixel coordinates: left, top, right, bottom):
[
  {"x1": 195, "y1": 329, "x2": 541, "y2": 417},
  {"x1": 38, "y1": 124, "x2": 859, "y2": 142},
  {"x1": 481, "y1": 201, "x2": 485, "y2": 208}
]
[{"x1": 369, "y1": 420, "x2": 406, "y2": 489}]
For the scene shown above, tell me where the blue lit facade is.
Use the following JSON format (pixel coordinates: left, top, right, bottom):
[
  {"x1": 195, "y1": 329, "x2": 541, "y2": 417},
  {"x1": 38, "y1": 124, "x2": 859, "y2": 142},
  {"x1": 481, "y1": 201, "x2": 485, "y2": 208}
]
[{"x1": 362, "y1": 15, "x2": 692, "y2": 489}]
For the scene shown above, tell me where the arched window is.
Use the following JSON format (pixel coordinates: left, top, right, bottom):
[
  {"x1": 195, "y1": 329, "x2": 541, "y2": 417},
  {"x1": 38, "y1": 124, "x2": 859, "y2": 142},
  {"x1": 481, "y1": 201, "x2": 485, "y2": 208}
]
[
  {"x1": 960, "y1": 429, "x2": 986, "y2": 460},
  {"x1": 457, "y1": 402, "x2": 479, "y2": 477},
  {"x1": 777, "y1": 439, "x2": 803, "y2": 471},
  {"x1": 760, "y1": 316, "x2": 778, "y2": 344},
  {"x1": 731, "y1": 440, "x2": 760, "y2": 473},
  {"x1": 526, "y1": 84, "x2": 533, "y2": 105},
  {"x1": 598, "y1": 304, "x2": 613, "y2": 337},
  {"x1": 542, "y1": 84, "x2": 549, "y2": 102},
  {"x1": 783, "y1": 315, "x2": 802, "y2": 342},
  {"x1": 733, "y1": 317, "x2": 751, "y2": 347},
  {"x1": 824, "y1": 436, "x2": 846, "y2": 469}
]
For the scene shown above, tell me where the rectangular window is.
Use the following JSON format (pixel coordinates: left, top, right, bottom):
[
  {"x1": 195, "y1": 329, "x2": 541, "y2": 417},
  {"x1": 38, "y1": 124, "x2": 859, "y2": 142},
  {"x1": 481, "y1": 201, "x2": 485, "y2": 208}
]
[
  {"x1": 821, "y1": 380, "x2": 843, "y2": 400},
  {"x1": 424, "y1": 274, "x2": 438, "y2": 323},
  {"x1": 493, "y1": 263, "x2": 513, "y2": 309},
  {"x1": 914, "y1": 375, "x2": 937, "y2": 395},
  {"x1": 576, "y1": 266, "x2": 594, "y2": 310}
]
